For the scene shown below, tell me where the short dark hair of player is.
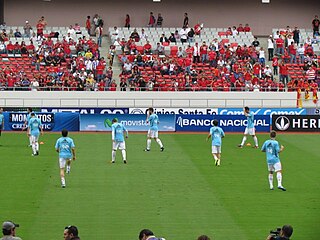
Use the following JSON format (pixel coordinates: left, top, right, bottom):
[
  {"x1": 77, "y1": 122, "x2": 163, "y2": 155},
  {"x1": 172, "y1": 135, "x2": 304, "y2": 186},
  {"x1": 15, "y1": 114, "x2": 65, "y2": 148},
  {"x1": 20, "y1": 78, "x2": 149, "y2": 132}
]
[
  {"x1": 270, "y1": 130, "x2": 276, "y2": 138},
  {"x1": 139, "y1": 229, "x2": 154, "y2": 240},
  {"x1": 27, "y1": 107, "x2": 32, "y2": 112},
  {"x1": 62, "y1": 129, "x2": 68, "y2": 137},
  {"x1": 213, "y1": 119, "x2": 218, "y2": 126},
  {"x1": 112, "y1": 118, "x2": 118, "y2": 123},
  {"x1": 65, "y1": 225, "x2": 79, "y2": 237},
  {"x1": 148, "y1": 107, "x2": 154, "y2": 113},
  {"x1": 244, "y1": 106, "x2": 250, "y2": 112},
  {"x1": 197, "y1": 235, "x2": 211, "y2": 240},
  {"x1": 30, "y1": 112, "x2": 35, "y2": 117},
  {"x1": 282, "y1": 225, "x2": 293, "y2": 238}
]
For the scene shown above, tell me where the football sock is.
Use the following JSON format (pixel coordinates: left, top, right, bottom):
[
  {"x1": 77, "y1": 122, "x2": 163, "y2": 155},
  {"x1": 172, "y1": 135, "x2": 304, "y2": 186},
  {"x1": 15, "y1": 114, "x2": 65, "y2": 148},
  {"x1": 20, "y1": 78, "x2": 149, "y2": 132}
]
[
  {"x1": 240, "y1": 136, "x2": 247, "y2": 146},
  {"x1": 66, "y1": 165, "x2": 71, "y2": 172},
  {"x1": 61, "y1": 177, "x2": 65, "y2": 186},
  {"x1": 121, "y1": 150, "x2": 126, "y2": 161},
  {"x1": 147, "y1": 139, "x2": 151, "y2": 150},
  {"x1": 112, "y1": 150, "x2": 116, "y2": 162},
  {"x1": 156, "y1": 138, "x2": 163, "y2": 148},
  {"x1": 277, "y1": 172, "x2": 282, "y2": 187},
  {"x1": 29, "y1": 136, "x2": 32, "y2": 146},
  {"x1": 253, "y1": 136, "x2": 258, "y2": 147},
  {"x1": 32, "y1": 143, "x2": 36, "y2": 154},
  {"x1": 269, "y1": 174, "x2": 274, "y2": 188},
  {"x1": 213, "y1": 155, "x2": 218, "y2": 161},
  {"x1": 36, "y1": 142, "x2": 39, "y2": 151}
]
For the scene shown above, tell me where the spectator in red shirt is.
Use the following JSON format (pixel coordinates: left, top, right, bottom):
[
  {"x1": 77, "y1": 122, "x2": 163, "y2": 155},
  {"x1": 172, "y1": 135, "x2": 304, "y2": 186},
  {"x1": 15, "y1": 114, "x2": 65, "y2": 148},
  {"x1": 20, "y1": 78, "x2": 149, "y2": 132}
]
[
  {"x1": 276, "y1": 36, "x2": 284, "y2": 55},
  {"x1": 36, "y1": 20, "x2": 44, "y2": 37},
  {"x1": 6, "y1": 41, "x2": 14, "y2": 53},
  {"x1": 288, "y1": 42, "x2": 297, "y2": 63},
  {"x1": 312, "y1": 15, "x2": 320, "y2": 37},
  {"x1": 237, "y1": 24, "x2": 244, "y2": 32},
  {"x1": 125, "y1": 14, "x2": 130, "y2": 29},
  {"x1": 86, "y1": 16, "x2": 91, "y2": 35},
  {"x1": 244, "y1": 23, "x2": 251, "y2": 32},
  {"x1": 148, "y1": 12, "x2": 156, "y2": 28},
  {"x1": 200, "y1": 41, "x2": 208, "y2": 63},
  {"x1": 279, "y1": 62, "x2": 289, "y2": 85},
  {"x1": 272, "y1": 56, "x2": 279, "y2": 75},
  {"x1": 143, "y1": 41, "x2": 152, "y2": 54}
]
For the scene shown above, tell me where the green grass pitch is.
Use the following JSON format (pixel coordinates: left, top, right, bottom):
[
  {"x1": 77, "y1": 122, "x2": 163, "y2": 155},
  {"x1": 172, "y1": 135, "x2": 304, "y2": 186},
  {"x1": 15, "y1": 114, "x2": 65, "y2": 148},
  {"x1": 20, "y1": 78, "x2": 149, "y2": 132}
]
[{"x1": 0, "y1": 132, "x2": 319, "y2": 240}]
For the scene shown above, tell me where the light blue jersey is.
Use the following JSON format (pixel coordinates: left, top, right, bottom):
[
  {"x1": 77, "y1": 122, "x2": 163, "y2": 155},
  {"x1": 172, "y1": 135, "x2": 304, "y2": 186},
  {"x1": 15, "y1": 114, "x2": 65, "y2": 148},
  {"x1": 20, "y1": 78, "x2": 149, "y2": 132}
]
[
  {"x1": 210, "y1": 126, "x2": 225, "y2": 146},
  {"x1": 28, "y1": 117, "x2": 42, "y2": 136},
  {"x1": 0, "y1": 113, "x2": 4, "y2": 126},
  {"x1": 261, "y1": 139, "x2": 281, "y2": 164},
  {"x1": 27, "y1": 112, "x2": 33, "y2": 124},
  {"x1": 55, "y1": 137, "x2": 75, "y2": 159},
  {"x1": 246, "y1": 112, "x2": 254, "y2": 128},
  {"x1": 148, "y1": 113, "x2": 159, "y2": 131},
  {"x1": 112, "y1": 122, "x2": 128, "y2": 142}
]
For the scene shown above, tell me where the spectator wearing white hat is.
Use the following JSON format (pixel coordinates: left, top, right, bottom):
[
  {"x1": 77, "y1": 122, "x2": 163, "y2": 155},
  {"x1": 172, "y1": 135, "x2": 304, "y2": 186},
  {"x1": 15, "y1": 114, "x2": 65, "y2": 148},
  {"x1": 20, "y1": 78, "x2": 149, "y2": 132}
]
[
  {"x1": 1, "y1": 221, "x2": 22, "y2": 240},
  {"x1": 23, "y1": 21, "x2": 32, "y2": 38}
]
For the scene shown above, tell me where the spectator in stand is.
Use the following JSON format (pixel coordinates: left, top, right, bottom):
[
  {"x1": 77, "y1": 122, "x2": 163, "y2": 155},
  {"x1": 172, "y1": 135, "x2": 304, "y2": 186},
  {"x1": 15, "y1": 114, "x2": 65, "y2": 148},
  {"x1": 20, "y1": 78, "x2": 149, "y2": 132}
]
[
  {"x1": 159, "y1": 33, "x2": 169, "y2": 43},
  {"x1": 120, "y1": 78, "x2": 127, "y2": 91},
  {"x1": 237, "y1": 24, "x2": 244, "y2": 32},
  {"x1": 143, "y1": 41, "x2": 152, "y2": 54},
  {"x1": 123, "y1": 59, "x2": 132, "y2": 74},
  {"x1": 312, "y1": 15, "x2": 320, "y2": 37},
  {"x1": 0, "y1": 41, "x2": 5, "y2": 53},
  {"x1": 252, "y1": 37, "x2": 260, "y2": 48},
  {"x1": 286, "y1": 35, "x2": 294, "y2": 48},
  {"x1": 74, "y1": 23, "x2": 81, "y2": 34},
  {"x1": 276, "y1": 35, "x2": 285, "y2": 55},
  {"x1": 0, "y1": 29, "x2": 7, "y2": 42},
  {"x1": 155, "y1": 42, "x2": 164, "y2": 55},
  {"x1": 187, "y1": 28, "x2": 195, "y2": 44},
  {"x1": 200, "y1": 41, "x2": 208, "y2": 63},
  {"x1": 288, "y1": 42, "x2": 297, "y2": 63},
  {"x1": 193, "y1": 42, "x2": 200, "y2": 63},
  {"x1": 267, "y1": 35, "x2": 274, "y2": 61},
  {"x1": 305, "y1": 43, "x2": 314, "y2": 57},
  {"x1": 272, "y1": 55, "x2": 279, "y2": 75},
  {"x1": 183, "y1": 13, "x2": 189, "y2": 28},
  {"x1": 231, "y1": 26, "x2": 238, "y2": 36},
  {"x1": 179, "y1": 27, "x2": 188, "y2": 44},
  {"x1": 177, "y1": 46, "x2": 185, "y2": 58},
  {"x1": 174, "y1": 30, "x2": 180, "y2": 42},
  {"x1": 297, "y1": 43, "x2": 305, "y2": 63},
  {"x1": 36, "y1": 19, "x2": 44, "y2": 37},
  {"x1": 156, "y1": 13, "x2": 163, "y2": 27},
  {"x1": 23, "y1": 20, "x2": 32, "y2": 38},
  {"x1": 259, "y1": 47, "x2": 266, "y2": 66},
  {"x1": 140, "y1": 28, "x2": 148, "y2": 41},
  {"x1": 13, "y1": 28, "x2": 22, "y2": 38},
  {"x1": 168, "y1": 33, "x2": 176, "y2": 43},
  {"x1": 194, "y1": 22, "x2": 203, "y2": 36},
  {"x1": 279, "y1": 61, "x2": 289, "y2": 85},
  {"x1": 130, "y1": 29, "x2": 140, "y2": 42},
  {"x1": 86, "y1": 16, "x2": 91, "y2": 35},
  {"x1": 306, "y1": 65, "x2": 316, "y2": 82},
  {"x1": 263, "y1": 65, "x2": 272, "y2": 78},
  {"x1": 244, "y1": 23, "x2": 251, "y2": 32},
  {"x1": 148, "y1": 12, "x2": 156, "y2": 27},
  {"x1": 125, "y1": 14, "x2": 130, "y2": 29},
  {"x1": 95, "y1": 23, "x2": 103, "y2": 47},
  {"x1": 110, "y1": 26, "x2": 119, "y2": 43},
  {"x1": 292, "y1": 26, "x2": 300, "y2": 44}
]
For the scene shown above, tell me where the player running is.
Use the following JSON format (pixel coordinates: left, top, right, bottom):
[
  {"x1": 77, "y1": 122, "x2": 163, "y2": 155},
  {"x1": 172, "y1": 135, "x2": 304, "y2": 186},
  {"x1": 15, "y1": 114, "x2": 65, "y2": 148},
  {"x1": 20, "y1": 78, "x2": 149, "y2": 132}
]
[
  {"x1": 261, "y1": 130, "x2": 286, "y2": 191},
  {"x1": 238, "y1": 106, "x2": 258, "y2": 148},
  {"x1": 206, "y1": 120, "x2": 225, "y2": 166},
  {"x1": 27, "y1": 112, "x2": 43, "y2": 156},
  {"x1": 23, "y1": 107, "x2": 33, "y2": 147},
  {"x1": 111, "y1": 118, "x2": 128, "y2": 164},
  {"x1": 144, "y1": 107, "x2": 164, "y2": 152},
  {"x1": 0, "y1": 108, "x2": 4, "y2": 137},
  {"x1": 55, "y1": 129, "x2": 76, "y2": 188}
]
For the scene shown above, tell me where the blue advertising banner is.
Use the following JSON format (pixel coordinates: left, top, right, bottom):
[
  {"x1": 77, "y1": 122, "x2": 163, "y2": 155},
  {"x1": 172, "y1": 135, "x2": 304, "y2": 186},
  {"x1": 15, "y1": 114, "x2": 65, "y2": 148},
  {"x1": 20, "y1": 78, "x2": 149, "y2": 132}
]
[
  {"x1": 175, "y1": 114, "x2": 270, "y2": 132},
  {"x1": 80, "y1": 114, "x2": 175, "y2": 131},
  {"x1": 40, "y1": 107, "x2": 129, "y2": 114},
  {"x1": 306, "y1": 108, "x2": 320, "y2": 115},
  {"x1": 3, "y1": 112, "x2": 79, "y2": 131},
  {"x1": 217, "y1": 108, "x2": 306, "y2": 116}
]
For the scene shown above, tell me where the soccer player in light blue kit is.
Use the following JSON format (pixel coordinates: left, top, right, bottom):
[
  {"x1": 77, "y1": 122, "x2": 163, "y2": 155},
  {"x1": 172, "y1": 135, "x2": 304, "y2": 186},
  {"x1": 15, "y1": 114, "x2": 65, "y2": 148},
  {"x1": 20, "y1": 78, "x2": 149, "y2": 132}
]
[
  {"x1": 238, "y1": 106, "x2": 259, "y2": 148},
  {"x1": 261, "y1": 130, "x2": 286, "y2": 191},
  {"x1": 111, "y1": 118, "x2": 128, "y2": 164},
  {"x1": 144, "y1": 107, "x2": 164, "y2": 152},
  {"x1": 27, "y1": 112, "x2": 43, "y2": 156},
  {"x1": 207, "y1": 119, "x2": 225, "y2": 166},
  {"x1": 0, "y1": 108, "x2": 4, "y2": 138},
  {"x1": 55, "y1": 129, "x2": 76, "y2": 188}
]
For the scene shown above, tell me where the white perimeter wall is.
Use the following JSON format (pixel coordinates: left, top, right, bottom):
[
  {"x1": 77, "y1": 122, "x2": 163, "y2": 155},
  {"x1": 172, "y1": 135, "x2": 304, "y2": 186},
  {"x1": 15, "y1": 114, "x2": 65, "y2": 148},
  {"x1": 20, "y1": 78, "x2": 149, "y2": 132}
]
[{"x1": 1, "y1": 91, "x2": 318, "y2": 108}]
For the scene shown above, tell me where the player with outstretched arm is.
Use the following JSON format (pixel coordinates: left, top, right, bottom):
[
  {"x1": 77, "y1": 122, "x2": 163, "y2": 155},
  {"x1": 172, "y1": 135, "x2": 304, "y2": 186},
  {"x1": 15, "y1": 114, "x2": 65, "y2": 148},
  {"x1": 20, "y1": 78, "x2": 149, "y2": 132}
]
[
  {"x1": 55, "y1": 129, "x2": 76, "y2": 188},
  {"x1": 238, "y1": 106, "x2": 259, "y2": 148},
  {"x1": 27, "y1": 112, "x2": 43, "y2": 156},
  {"x1": 261, "y1": 130, "x2": 286, "y2": 191},
  {"x1": 144, "y1": 107, "x2": 164, "y2": 152},
  {"x1": 206, "y1": 119, "x2": 225, "y2": 166},
  {"x1": 111, "y1": 118, "x2": 128, "y2": 164}
]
